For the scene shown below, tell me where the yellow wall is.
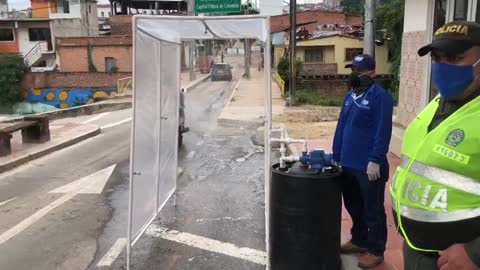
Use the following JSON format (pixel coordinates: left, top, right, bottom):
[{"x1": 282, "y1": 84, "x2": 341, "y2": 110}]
[
  {"x1": 297, "y1": 35, "x2": 392, "y2": 75},
  {"x1": 274, "y1": 46, "x2": 285, "y2": 67}
]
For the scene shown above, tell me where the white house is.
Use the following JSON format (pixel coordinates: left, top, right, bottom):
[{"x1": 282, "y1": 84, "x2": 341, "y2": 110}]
[
  {"x1": 392, "y1": 0, "x2": 479, "y2": 156},
  {"x1": 97, "y1": 3, "x2": 112, "y2": 18}
]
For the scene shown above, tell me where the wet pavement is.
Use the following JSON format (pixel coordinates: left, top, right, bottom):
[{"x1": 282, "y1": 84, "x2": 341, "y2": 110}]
[
  {"x1": 98, "y1": 56, "x2": 272, "y2": 270},
  {"x1": 113, "y1": 122, "x2": 268, "y2": 270}
]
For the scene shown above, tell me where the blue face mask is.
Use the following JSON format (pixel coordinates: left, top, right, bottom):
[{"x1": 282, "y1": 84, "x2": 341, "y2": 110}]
[{"x1": 432, "y1": 60, "x2": 480, "y2": 101}]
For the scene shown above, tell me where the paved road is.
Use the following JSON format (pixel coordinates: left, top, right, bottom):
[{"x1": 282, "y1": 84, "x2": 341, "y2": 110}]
[{"x1": 0, "y1": 56, "x2": 269, "y2": 270}]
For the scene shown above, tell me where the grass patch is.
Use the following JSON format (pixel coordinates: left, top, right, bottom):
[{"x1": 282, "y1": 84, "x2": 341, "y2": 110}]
[{"x1": 295, "y1": 91, "x2": 343, "y2": 106}]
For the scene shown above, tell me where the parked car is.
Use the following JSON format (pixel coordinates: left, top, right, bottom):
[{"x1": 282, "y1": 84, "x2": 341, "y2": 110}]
[
  {"x1": 211, "y1": 63, "x2": 233, "y2": 81},
  {"x1": 178, "y1": 88, "x2": 189, "y2": 148}
]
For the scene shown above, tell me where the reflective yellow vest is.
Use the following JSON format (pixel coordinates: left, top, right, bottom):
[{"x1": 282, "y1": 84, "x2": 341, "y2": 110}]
[{"x1": 390, "y1": 95, "x2": 480, "y2": 252}]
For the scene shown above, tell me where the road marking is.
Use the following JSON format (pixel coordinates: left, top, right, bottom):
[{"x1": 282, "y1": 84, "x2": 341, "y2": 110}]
[
  {"x1": 186, "y1": 151, "x2": 196, "y2": 159},
  {"x1": 195, "y1": 217, "x2": 251, "y2": 223},
  {"x1": 82, "y1": 112, "x2": 109, "y2": 124},
  {"x1": 101, "y1": 118, "x2": 132, "y2": 130},
  {"x1": 0, "y1": 165, "x2": 116, "y2": 246},
  {"x1": 97, "y1": 238, "x2": 127, "y2": 267},
  {"x1": 0, "y1": 197, "x2": 16, "y2": 207},
  {"x1": 145, "y1": 225, "x2": 267, "y2": 265},
  {"x1": 49, "y1": 165, "x2": 116, "y2": 194},
  {"x1": 0, "y1": 191, "x2": 77, "y2": 245}
]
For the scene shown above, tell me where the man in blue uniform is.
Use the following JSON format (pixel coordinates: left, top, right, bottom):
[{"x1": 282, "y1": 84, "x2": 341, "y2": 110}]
[{"x1": 333, "y1": 54, "x2": 394, "y2": 269}]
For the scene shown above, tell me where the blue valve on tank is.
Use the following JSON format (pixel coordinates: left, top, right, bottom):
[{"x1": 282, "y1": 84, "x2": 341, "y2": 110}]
[{"x1": 300, "y1": 149, "x2": 333, "y2": 170}]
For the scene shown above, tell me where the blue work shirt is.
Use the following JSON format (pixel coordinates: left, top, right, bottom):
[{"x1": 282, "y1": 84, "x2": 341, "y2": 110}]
[{"x1": 332, "y1": 83, "x2": 394, "y2": 172}]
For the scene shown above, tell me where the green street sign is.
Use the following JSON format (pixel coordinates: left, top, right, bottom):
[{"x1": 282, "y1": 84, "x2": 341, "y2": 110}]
[{"x1": 195, "y1": 0, "x2": 242, "y2": 13}]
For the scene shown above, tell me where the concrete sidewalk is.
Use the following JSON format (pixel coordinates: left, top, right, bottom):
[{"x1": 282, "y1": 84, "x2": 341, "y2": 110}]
[
  {"x1": 0, "y1": 122, "x2": 100, "y2": 173},
  {"x1": 218, "y1": 55, "x2": 285, "y2": 124}
]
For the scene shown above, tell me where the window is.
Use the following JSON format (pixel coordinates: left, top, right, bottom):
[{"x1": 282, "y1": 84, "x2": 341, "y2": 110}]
[
  {"x1": 0, "y1": 28, "x2": 14, "y2": 42},
  {"x1": 345, "y1": 48, "x2": 363, "y2": 61},
  {"x1": 89, "y1": 5, "x2": 91, "y2": 14},
  {"x1": 63, "y1": 0, "x2": 70, "y2": 13},
  {"x1": 304, "y1": 47, "x2": 324, "y2": 63},
  {"x1": 101, "y1": 11, "x2": 105, "y2": 17},
  {"x1": 28, "y1": 28, "x2": 50, "y2": 42},
  {"x1": 434, "y1": 0, "x2": 447, "y2": 31},
  {"x1": 105, "y1": 57, "x2": 118, "y2": 73},
  {"x1": 454, "y1": 0, "x2": 468, "y2": 20}
]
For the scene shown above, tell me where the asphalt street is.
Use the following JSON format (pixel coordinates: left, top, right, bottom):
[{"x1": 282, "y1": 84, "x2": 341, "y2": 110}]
[{"x1": 0, "y1": 56, "x2": 268, "y2": 270}]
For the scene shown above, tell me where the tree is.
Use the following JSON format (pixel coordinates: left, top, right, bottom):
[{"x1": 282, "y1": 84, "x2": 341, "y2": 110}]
[
  {"x1": 277, "y1": 57, "x2": 304, "y2": 93},
  {"x1": 341, "y1": 0, "x2": 364, "y2": 15},
  {"x1": 377, "y1": 0, "x2": 404, "y2": 94},
  {"x1": 0, "y1": 54, "x2": 26, "y2": 107},
  {"x1": 341, "y1": 0, "x2": 394, "y2": 16},
  {"x1": 227, "y1": 2, "x2": 259, "y2": 15}
]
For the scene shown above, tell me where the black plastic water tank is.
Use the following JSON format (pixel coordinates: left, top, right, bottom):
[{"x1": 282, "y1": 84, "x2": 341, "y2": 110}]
[{"x1": 270, "y1": 163, "x2": 343, "y2": 270}]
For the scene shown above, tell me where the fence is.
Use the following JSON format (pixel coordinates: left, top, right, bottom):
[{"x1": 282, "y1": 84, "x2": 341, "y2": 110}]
[
  {"x1": 117, "y1": 76, "x2": 132, "y2": 94},
  {"x1": 274, "y1": 72, "x2": 285, "y2": 97}
]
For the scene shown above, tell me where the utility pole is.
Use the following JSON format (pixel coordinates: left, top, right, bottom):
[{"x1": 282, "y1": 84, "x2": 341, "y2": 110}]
[
  {"x1": 188, "y1": 0, "x2": 196, "y2": 81},
  {"x1": 288, "y1": 0, "x2": 297, "y2": 105},
  {"x1": 364, "y1": 0, "x2": 376, "y2": 57},
  {"x1": 243, "y1": 3, "x2": 251, "y2": 79}
]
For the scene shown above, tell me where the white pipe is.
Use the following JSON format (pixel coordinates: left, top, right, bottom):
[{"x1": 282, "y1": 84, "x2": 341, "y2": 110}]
[
  {"x1": 279, "y1": 155, "x2": 300, "y2": 168},
  {"x1": 271, "y1": 138, "x2": 306, "y2": 144},
  {"x1": 270, "y1": 128, "x2": 285, "y2": 140},
  {"x1": 301, "y1": 141, "x2": 308, "y2": 153},
  {"x1": 279, "y1": 142, "x2": 287, "y2": 158}
]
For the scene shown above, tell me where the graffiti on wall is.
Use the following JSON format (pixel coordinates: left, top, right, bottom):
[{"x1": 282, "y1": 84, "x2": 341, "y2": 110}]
[{"x1": 23, "y1": 88, "x2": 119, "y2": 109}]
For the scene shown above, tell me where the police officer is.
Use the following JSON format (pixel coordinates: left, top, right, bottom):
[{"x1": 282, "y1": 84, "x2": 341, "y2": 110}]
[
  {"x1": 333, "y1": 54, "x2": 394, "y2": 269},
  {"x1": 391, "y1": 21, "x2": 480, "y2": 270}
]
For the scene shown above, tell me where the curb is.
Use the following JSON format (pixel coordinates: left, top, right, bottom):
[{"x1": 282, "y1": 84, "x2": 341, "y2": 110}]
[
  {"x1": 217, "y1": 117, "x2": 263, "y2": 127},
  {"x1": 184, "y1": 74, "x2": 211, "y2": 92},
  {"x1": 1, "y1": 101, "x2": 131, "y2": 124},
  {"x1": 223, "y1": 71, "x2": 245, "y2": 108},
  {"x1": 0, "y1": 126, "x2": 101, "y2": 173}
]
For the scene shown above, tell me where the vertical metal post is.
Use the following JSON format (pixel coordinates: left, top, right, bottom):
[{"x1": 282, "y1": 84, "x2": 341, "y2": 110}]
[
  {"x1": 188, "y1": 0, "x2": 196, "y2": 81},
  {"x1": 126, "y1": 16, "x2": 137, "y2": 270},
  {"x1": 155, "y1": 41, "x2": 163, "y2": 213},
  {"x1": 263, "y1": 18, "x2": 272, "y2": 269},
  {"x1": 289, "y1": 0, "x2": 296, "y2": 105},
  {"x1": 364, "y1": 0, "x2": 376, "y2": 57}
]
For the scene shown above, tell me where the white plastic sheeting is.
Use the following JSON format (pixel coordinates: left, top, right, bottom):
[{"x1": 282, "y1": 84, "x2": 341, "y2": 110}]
[{"x1": 128, "y1": 15, "x2": 272, "y2": 270}]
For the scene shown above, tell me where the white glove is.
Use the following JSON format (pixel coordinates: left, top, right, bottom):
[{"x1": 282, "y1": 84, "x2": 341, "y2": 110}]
[
  {"x1": 366, "y1": 162, "x2": 381, "y2": 181},
  {"x1": 332, "y1": 160, "x2": 341, "y2": 168}
]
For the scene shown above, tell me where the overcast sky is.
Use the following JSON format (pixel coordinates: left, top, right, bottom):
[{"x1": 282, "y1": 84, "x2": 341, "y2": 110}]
[{"x1": 9, "y1": 0, "x2": 318, "y2": 11}]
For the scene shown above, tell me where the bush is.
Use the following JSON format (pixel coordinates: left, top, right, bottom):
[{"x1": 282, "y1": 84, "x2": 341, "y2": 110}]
[
  {"x1": 277, "y1": 57, "x2": 304, "y2": 97},
  {"x1": 0, "y1": 54, "x2": 26, "y2": 107},
  {"x1": 110, "y1": 66, "x2": 119, "y2": 73},
  {"x1": 377, "y1": 79, "x2": 399, "y2": 106},
  {"x1": 296, "y1": 91, "x2": 343, "y2": 106},
  {"x1": 277, "y1": 57, "x2": 289, "y2": 82}
]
